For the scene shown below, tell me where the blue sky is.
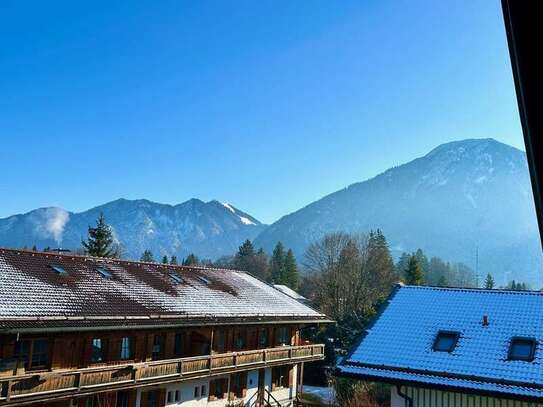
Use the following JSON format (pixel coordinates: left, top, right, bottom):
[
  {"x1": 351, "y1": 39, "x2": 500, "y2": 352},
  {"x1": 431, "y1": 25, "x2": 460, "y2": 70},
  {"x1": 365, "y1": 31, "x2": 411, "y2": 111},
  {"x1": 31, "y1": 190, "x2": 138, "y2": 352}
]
[{"x1": 0, "y1": 0, "x2": 523, "y2": 223}]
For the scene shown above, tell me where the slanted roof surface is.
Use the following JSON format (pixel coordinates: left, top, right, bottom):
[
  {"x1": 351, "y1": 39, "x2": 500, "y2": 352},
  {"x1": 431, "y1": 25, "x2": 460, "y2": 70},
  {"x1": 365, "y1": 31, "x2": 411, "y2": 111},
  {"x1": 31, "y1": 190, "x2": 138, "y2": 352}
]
[
  {"x1": 273, "y1": 284, "x2": 307, "y2": 301},
  {"x1": 338, "y1": 285, "x2": 543, "y2": 400},
  {"x1": 0, "y1": 248, "x2": 328, "y2": 332}
]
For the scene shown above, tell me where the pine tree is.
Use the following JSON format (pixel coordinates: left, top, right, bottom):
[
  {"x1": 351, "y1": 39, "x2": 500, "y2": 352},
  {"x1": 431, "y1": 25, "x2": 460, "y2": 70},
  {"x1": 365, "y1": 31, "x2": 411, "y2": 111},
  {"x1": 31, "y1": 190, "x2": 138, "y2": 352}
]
[
  {"x1": 284, "y1": 249, "x2": 299, "y2": 290},
  {"x1": 81, "y1": 213, "x2": 119, "y2": 258},
  {"x1": 484, "y1": 273, "x2": 495, "y2": 289},
  {"x1": 170, "y1": 255, "x2": 178, "y2": 265},
  {"x1": 233, "y1": 240, "x2": 255, "y2": 271},
  {"x1": 182, "y1": 253, "x2": 199, "y2": 266},
  {"x1": 437, "y1": 275, "x2": 448, "y2": 287},
  {"x1": 396, "y1": 252, "x2": 410, "y2": 276},
  {"x1": 404, "y1": 255, "x2": 424, "y2": 285},
  {"x1": 31, "y1": 245, "x2": 37, "y2": 252},
  {"x1": 162, "y1": 255, "x2": 169, "y2": 264},
  {"x1": 270, "y1": 242, "x2": 286, "y2": 284},
  {"x1": 367, "y1": 230, "x2": 397, "y2": 293},
  {"x1": 140, "y1": 250, "x2": 154, "y2": 262},
  {"x1": 414, "y1": 248, "x2": 429, "y2": 276}
]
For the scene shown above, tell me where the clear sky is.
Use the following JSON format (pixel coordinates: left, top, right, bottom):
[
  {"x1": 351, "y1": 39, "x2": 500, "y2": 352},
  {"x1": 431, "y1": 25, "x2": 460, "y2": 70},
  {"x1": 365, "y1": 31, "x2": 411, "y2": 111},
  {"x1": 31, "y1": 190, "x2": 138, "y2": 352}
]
[{"x1": 0, "y1": 0, "x2": 524, "y2": 224}]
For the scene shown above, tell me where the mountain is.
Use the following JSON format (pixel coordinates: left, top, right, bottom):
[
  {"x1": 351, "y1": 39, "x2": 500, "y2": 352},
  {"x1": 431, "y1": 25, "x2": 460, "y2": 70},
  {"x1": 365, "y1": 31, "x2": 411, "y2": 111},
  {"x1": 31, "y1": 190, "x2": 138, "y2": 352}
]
[
  {"x1": 0, "y1": 199, "x2": 267, "y2": 260},
  {"x1": 254, "y1": 139, "x2": 543, "y2": 286}
]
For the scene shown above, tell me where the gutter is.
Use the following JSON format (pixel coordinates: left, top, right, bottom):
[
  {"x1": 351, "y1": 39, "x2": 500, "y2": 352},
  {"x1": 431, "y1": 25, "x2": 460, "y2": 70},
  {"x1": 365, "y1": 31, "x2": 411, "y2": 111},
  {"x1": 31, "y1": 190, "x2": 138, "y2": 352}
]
[
  {"x1": 0, "y1": 318, "x2": 334, "y2": 334},
  {"x1": 396, "y1": 386, "x2": 413, "y2": 407}
]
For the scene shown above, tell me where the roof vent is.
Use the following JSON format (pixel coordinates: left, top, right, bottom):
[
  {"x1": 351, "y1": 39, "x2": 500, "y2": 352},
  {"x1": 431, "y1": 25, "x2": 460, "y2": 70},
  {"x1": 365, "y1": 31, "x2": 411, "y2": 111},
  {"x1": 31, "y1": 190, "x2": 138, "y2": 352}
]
[{"x1": 482, "y1": 315, "x2": 489, "y2": 326}]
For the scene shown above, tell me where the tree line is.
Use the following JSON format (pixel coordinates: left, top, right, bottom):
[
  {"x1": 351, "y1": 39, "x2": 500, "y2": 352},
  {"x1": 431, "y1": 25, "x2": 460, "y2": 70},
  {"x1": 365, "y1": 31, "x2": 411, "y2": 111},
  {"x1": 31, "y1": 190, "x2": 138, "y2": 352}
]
[{"x1": 72, "y1": 213, "x2": 301, "y2": 289}]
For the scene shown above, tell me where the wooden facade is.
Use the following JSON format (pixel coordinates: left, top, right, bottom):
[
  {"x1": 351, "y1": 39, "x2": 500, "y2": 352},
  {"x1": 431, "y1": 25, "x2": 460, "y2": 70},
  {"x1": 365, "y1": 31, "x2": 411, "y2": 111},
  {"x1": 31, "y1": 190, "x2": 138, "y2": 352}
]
[{"x1": 0, "y1": 324, "x2": 324, "y2": 407}]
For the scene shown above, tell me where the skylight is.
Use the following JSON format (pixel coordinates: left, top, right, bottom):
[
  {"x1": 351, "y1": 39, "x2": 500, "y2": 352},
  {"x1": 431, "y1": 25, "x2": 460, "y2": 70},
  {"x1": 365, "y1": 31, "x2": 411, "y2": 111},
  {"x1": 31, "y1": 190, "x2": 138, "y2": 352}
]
[
  {"x1": 50, "y1": 264, "x2": 66, "y2": 274},
  {"x1": 96, "y1": 267, "x2": 112, "y2": 279},
  {"x1": 169, "y1": 273, "x2": 183, "y2": 284},
  {"x1": 508, "y1": 338, "x2": 537, "y2": 361},
  {"x1": 432, "y1": 331, "x2": 460, "y2": 353},
  {"x1": 197, "y1": 276, "x2": 210, "y2": 285}
]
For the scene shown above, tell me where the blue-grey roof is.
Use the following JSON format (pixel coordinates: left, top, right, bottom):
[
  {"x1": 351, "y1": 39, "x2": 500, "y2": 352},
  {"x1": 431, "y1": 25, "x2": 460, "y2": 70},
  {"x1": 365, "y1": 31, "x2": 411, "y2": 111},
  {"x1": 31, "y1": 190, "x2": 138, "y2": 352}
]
[{"x1": 338, "y1": 285, "x2": 543, "y2": 400}]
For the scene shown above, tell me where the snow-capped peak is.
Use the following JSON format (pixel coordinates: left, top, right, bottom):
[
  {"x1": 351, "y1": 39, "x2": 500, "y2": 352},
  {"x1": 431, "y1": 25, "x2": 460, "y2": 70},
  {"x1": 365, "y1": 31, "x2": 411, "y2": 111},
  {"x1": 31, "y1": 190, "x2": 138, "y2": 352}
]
[
  {"x1": 222, "y1": 202, "x2": 236, "y2": 213},
  {"x1": 222, "y1": 202, "x2": 256, "y2": 225}
]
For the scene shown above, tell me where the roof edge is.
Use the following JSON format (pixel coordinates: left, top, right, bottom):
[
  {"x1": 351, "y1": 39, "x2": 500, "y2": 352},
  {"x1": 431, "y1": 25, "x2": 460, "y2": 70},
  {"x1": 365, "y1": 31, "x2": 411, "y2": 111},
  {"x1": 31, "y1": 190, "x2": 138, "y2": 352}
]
[
  {"x1": 335, "y1": 367, "x2": 543, "y2": 403},
  {"x1": 341, "y1": 282, "x2": 403, "y2": 364}
]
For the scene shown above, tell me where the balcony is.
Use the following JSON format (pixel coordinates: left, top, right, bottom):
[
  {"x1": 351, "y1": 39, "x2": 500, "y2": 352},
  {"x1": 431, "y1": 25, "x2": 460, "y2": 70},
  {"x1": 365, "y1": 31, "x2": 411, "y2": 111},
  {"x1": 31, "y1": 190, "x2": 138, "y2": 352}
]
[{"x1": 0, "y1": 344, "x2": 324, "y2": 406}]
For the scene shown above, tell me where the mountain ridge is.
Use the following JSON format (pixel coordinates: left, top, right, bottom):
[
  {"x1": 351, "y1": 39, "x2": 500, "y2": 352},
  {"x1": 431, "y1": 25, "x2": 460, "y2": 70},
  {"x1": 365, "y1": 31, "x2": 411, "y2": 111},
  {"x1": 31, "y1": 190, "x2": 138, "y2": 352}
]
[
  {"x1": 254, "y1": 138, "x2": 542, "y2": 285},
  {"x1": 0, "y1": 198, "x2": 266, "y2": 260}
]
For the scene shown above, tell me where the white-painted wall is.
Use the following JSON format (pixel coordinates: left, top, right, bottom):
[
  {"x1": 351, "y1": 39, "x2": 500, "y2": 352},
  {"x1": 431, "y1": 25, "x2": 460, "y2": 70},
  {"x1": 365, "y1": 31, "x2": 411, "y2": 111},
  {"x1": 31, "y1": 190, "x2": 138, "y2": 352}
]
[
  {"x1": 391, "y1": 386, "x2": 543, "y2": 407},
  {"x1": 134, "y1": 367, "x2": 298, "y2": 407}
]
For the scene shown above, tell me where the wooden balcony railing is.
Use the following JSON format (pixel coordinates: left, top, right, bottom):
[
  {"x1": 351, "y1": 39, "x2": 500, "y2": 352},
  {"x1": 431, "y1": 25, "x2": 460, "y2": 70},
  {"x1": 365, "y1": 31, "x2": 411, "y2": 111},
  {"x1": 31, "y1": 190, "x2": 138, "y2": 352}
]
[{"x1": 0, "y1": 344, "x2": 324, "y2": 406}]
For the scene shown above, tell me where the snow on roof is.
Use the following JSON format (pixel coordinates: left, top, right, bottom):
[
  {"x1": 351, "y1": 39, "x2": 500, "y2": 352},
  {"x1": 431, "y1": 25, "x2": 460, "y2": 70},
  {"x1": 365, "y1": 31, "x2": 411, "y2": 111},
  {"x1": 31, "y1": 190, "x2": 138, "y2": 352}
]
[
  {"x1": 338, "y1": 285, "x2": 543, "y2": 400},
  {"x1": 273, "y1": 284, "x2": 306, "y2": 301},
  {"x1": 0, "y1": 248, "x2": 327, "y2": 332}
]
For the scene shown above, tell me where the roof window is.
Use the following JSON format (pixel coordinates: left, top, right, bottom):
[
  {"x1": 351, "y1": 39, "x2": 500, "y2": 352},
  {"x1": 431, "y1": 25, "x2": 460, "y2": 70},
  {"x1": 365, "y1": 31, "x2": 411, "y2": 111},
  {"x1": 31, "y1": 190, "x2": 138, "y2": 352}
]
[
  {"x1": 508, "y1": 338, "x2": 537, "y2": 361},
  {"x1": 49, "y1": 264, "x2": 66, "y2": 274},
  {"x1": 433, "y1": 331, "x2": 460, "y2": 353},
  {"x1": 197, "y1": 275, "x2": 210, "y2": 285},
  {"x1": 96, "y1": 267, "x2": 112, "y2": 279},
  {"x1": 169, "y1": 273, "x2": 184, "y2": 284}
]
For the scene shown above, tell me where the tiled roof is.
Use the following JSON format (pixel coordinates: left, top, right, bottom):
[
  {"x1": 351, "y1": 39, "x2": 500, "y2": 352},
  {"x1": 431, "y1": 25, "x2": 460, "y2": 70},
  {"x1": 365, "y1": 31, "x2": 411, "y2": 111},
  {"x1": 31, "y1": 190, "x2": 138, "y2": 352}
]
[
  {"x1": 0, "y1": 248, "x2": 328, "y2": 332},
  {"x1": 338, "y1": 284, "x2": 543, "y2": 400}
]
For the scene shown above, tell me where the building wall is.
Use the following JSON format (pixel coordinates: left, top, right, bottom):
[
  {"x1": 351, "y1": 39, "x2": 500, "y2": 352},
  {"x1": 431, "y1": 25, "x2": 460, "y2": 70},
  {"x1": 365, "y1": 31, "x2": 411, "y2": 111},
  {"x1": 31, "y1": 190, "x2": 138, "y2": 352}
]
[
  {"x1": 134, "y1": 366, "x2": 299, "y2": 407},
  {"x1": 391, "y1": 386, "x2": 543, "y2": 407}
]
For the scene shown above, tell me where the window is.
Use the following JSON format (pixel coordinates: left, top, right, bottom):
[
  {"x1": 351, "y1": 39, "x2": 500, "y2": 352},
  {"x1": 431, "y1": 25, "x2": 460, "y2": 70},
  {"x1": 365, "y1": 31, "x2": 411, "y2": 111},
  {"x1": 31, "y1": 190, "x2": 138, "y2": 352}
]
[
  {"x1": 166, "y1": 391, "x2": 173, "y2": 404},
  {"x1": 201, "y1": 385, "x2": 206, "y2": 397},
  {"x1": 433, "y1": 331, "x2": 460, "y2": 353},
  {"x1": 197, "y1": 275, "x2": 210, "y2": 285},
  {"x1": 85, "y1": 397, "x2": 96, "y2": 407},
  {"x1": 194, "y1": 386, "x2": 199, "y2": 398},
  {"x1": 174, "y1": 332, "x2": 184, "y2": 357},
  {"x1": 13, "y1": 340, "x2": 30, "y2": 369},
  {"x1": 209, "y1": 378, "x2": 228, "y2": 400},
  {"x1": 175, "y1": 390, "x2": 180, "y2": 402},
  {"x1": 152, "y1": 335, "x2": 163, "y2": 360},
  {"x1": 169, "y1": 273, "x2": 183, "y2": 284},
  {"x1": 120, "y1": 337, "x2": 133, "y2": 360},
  {"x1": 230, "y1": 372, "x2": 247, "y2": 399},
  {"x1": 276, "y1": 326, "x2": 290, "y2": 346},
  {"x1": 259, "y1": 328, "x2": 268, "y2": 348},
  {"x1": 508, "y1": 337, "x2": 537, "y2": 361},
  {"x1": 116, "y1": 391, "x2": 129, "y2": 407},
  {"x1": 50, "y1": 264, "x2": 66, "y2": 274},
  {"x1": 91, "y1": 338, "x2": 104, "y2": 362},
  {"x1": 214, "y1": 329, "x2": 226, "y2": 353},
  {"x1": 234, "y1": 328, "x2": 247, "y2": 350},
  {"x1": 271, "y1": 366, "x2": 290, "y2": 390},
  {"x1": 14, "y1": 339, "x2": 49, "y2": 370},
  {"x1": 146, "y1": 391, "x2": 157, "y2": 407},
  {"x1": 97, "y1": 267, "x2": 112, "y2": 279}
]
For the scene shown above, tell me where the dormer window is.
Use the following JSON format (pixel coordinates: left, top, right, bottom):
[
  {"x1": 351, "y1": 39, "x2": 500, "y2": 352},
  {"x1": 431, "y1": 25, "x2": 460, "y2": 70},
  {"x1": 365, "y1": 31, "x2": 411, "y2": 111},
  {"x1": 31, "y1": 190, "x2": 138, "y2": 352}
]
[
  {"x1": 508, "y1": 337, "x2": 537, "y2": 361},
  {"x1": 433, "y1": 331, "x2": 460, "y2": 353}
]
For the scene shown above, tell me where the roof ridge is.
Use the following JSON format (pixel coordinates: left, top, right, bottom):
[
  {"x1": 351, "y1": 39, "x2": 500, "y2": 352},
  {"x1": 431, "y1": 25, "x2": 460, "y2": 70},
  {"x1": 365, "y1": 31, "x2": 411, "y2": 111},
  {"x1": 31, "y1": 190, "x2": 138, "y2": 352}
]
[
  {"x1": 0, "y1": 246, "x2": 243, "y2": 274},
  {"x1": 401, "y1": 284, "x2": 543, "y2": 296}
]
